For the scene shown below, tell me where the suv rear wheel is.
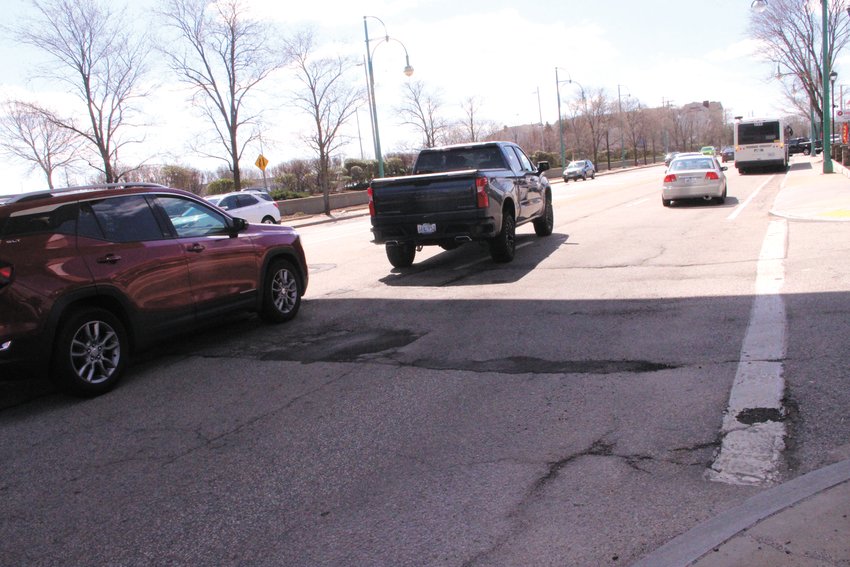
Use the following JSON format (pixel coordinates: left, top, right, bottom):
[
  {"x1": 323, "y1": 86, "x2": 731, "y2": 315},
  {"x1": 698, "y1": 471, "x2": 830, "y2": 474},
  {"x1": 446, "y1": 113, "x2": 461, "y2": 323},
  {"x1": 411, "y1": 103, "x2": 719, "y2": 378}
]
[
  {"x1": 52, "y1": 307, "x2": 128, "y2": 396},
  {"x1": 260, "y1": 259, "x2": 302, "y2": 323}
]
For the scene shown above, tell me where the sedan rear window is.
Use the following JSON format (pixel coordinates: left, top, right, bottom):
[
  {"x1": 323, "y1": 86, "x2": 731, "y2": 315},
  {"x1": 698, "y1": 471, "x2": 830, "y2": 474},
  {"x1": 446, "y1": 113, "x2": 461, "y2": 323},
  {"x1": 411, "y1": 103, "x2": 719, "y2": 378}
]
[{"x1": 670, "y1": 159, "x2": 715, "y2": 171}]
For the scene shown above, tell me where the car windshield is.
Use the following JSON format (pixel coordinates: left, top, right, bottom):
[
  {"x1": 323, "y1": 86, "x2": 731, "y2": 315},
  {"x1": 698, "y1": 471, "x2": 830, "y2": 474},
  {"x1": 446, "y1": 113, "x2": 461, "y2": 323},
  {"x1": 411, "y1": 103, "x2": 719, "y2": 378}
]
[
  {"x1": 670, "y1": 158, "x2": 715, "y2": 171},
  {"x1": 569, "y1": 161, "x2": 585, "y2": 167}
]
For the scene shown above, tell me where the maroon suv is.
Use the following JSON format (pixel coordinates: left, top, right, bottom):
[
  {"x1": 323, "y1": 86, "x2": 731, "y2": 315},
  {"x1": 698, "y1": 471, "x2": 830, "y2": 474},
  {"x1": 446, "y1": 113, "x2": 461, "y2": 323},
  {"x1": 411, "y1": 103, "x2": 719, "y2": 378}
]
[{"x1": 0, "y1": 183, "x2": 308, "y2": 396}]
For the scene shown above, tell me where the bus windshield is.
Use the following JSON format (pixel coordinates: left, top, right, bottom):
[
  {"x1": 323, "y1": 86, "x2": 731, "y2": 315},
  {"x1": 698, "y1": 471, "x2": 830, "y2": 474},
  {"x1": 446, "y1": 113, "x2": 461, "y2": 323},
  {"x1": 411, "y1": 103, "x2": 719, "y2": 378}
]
[{"x1": 737, "y1": 121, "x2": 781, "y2": 145}]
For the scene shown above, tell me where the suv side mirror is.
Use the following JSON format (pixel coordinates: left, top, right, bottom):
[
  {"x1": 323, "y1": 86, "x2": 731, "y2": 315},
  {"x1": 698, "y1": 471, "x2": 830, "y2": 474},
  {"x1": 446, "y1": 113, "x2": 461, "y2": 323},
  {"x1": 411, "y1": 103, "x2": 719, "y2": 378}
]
[
  {"x1": 537, "y1": 161, "x2": 550, "y2": 173},
  {"x1": 230, "y1": 217, "x2": 248, "y2": 234}
]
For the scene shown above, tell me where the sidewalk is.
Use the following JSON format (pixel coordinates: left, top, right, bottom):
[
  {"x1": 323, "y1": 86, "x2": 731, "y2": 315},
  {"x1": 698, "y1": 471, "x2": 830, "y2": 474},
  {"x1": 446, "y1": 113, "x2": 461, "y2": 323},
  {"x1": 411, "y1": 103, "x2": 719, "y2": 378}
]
[
  {"x1": 771, "y1": 155, "x2": 850, "y2": 221},
  {"x1": 633, "y1": 155, "x2": 850, "y2": 567}
]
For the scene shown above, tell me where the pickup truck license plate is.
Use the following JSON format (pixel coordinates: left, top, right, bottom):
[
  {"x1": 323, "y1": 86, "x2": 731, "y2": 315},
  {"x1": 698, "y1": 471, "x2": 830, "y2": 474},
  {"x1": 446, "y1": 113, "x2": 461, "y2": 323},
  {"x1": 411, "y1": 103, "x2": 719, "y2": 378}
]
[{"x1": 417, "y1": 223, "x2": 437, "y2": 235}]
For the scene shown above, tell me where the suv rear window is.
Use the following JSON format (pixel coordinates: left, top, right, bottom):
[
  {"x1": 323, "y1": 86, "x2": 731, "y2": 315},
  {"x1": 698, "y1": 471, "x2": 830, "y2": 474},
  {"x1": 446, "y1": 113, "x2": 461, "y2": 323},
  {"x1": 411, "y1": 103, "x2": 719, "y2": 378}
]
[{"x1": 1, "y1": 203, "x2": 78, "y2": 238}]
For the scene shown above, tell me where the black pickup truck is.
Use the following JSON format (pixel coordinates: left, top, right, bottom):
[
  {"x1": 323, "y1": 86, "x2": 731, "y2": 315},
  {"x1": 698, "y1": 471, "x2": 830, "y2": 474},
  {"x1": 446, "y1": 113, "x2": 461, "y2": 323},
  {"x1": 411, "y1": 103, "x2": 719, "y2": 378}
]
[{"x1": 368, "y1": 141, "x2": 553, "y2": 268}]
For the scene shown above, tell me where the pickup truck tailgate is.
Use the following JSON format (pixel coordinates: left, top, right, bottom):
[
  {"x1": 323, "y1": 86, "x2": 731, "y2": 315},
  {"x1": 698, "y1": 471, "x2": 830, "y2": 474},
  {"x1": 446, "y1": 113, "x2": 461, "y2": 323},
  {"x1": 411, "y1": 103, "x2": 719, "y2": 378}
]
[{"x1": 372, "y1": 175, "x2": 476, "y2": 215}]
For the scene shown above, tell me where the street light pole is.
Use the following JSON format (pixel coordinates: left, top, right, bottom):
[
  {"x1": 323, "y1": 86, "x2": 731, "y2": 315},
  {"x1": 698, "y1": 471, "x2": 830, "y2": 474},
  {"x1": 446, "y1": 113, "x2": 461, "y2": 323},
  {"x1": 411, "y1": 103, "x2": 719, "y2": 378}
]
[
  {"x1": 555, "y1": 68, "x2": 566, "y2": 169},
  {"x1": 618, "y1": 84, "x2": 628, "y2": 168},
  {"x1": 822, "y1": 0, "x2": 834, "y2": 173},
  {"x1": 831, "y1": 71, "x2": 838, "y2": 141},
  {"x1": 364, "y1": 16, "x2": 413, "y2": 179}
]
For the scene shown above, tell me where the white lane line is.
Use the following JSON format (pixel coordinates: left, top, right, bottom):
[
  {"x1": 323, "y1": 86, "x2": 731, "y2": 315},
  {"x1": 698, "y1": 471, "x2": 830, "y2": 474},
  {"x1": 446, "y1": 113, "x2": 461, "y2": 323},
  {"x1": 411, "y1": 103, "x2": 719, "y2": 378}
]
[
  {"x1": 708, "y1": 219, "x2": 788, "y2": 485},
  {"x1": 727, "y1": 175, "x2": 774, "y2": 221},
  {"x1": 625, "y1": 197, "x2": 650, "y2": 207}
]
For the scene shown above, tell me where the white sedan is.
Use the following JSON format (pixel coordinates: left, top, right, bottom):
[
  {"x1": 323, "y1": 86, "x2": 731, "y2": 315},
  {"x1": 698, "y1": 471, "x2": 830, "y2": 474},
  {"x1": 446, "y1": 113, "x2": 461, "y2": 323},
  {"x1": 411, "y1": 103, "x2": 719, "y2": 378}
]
[
  {"x1": 207, "y1": 191, "x2": 281, "y2": 224},
  {"x1": 662, "y1": 155, "x2": 728, "y2": 207}
]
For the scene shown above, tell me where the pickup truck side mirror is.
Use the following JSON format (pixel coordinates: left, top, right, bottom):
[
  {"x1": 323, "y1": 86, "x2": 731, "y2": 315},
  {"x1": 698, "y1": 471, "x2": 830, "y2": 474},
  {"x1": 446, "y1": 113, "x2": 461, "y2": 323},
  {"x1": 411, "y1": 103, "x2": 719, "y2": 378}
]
[{"x1": 537, "y1": 161, "x2": 550, "y2": 173}]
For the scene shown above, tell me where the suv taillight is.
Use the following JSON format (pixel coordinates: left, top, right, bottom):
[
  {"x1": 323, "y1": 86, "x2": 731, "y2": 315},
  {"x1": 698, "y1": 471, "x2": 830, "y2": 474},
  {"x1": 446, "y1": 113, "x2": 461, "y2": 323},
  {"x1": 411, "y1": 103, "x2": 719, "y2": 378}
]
[
  {"x1": 475, "y1": 177, "x2": 489, "y2": 208},
  {"x1": 0, "y1": 263, "x2": 12, "y2": 289},
  {"x1": 367, "y1": 186, "x2": 375, "y2": 217}
]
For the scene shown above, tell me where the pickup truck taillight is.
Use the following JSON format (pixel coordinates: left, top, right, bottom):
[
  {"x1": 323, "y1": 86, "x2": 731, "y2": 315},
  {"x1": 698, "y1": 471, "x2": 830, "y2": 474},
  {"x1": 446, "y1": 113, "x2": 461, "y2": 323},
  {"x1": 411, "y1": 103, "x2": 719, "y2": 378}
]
[
  {"x1": 0, "y1": 263, "x2": 12, "y2": 290},
  {"x1": 367, "y1": 186, "x2": 375, "y2": 216},
  {"x1": 475, "y1": 177, "x2": 489, "y2": 208}
]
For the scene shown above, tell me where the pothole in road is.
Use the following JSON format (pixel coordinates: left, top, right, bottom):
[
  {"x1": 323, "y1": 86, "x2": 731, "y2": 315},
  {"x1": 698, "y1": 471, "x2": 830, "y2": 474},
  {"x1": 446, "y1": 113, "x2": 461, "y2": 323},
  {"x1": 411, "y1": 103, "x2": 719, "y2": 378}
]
[
  {"x1": 262, "y1": 329, "x2": 422, "y2": 363},
  {"x1": 736, "y1": 407, "x2": 785, "y2": 424}
]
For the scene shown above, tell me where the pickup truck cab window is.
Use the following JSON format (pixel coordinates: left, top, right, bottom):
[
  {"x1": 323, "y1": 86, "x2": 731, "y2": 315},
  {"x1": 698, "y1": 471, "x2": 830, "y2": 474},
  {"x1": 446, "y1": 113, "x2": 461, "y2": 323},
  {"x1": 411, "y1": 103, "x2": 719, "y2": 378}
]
[
  {"x1": 503, "y1": 147, "x2": 522, "y2": 173},
  {"x1": 513, "y1": 147, "x2": 535, "y2": 173}
]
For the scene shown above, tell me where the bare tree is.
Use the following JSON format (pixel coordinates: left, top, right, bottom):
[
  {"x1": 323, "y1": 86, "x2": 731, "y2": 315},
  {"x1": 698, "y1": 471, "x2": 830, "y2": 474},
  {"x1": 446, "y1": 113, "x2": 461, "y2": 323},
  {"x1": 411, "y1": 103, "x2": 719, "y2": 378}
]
[
  {"x1": 749, "y1": 0, "x2": 850, "y2": 123},
  {"x1": 285, "y1": 30, "x2": 363, "y2": 215},
  {"x1": 161, "y1": 0, "x2": 284, "y2": 190},
  {"x1": 15, "y1": 0, "x2": 150, "y2": 183},
  {"x1": 398, "y1": 81, "x2": 449, "y2": 148},
  {"x1": 0, "y1": 100, "x2": 81, "y2": 189},
  {"x1": 570, "y1": 88, "x2": 611, "y2": 165},
  {"x1": 460, "y1": 96, "x2": 484, "y2": 142},
  {"x1": 622, "y1": 98, "x2": 644, "y2": 166}
]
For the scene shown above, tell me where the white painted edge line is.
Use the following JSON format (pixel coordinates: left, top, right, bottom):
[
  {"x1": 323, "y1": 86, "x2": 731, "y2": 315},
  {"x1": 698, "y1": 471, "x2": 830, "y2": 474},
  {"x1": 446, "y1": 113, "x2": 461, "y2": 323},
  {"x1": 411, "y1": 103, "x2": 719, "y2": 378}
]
[
  {"x1": 707, "y1": 219, "x2": 788, "y2": 486},
  {"x1": 629, "y1": 458, "x2": 850, "y2": 567},
  {"x1": 726, "y1": 175, "x2": 775, "y2": 221}
]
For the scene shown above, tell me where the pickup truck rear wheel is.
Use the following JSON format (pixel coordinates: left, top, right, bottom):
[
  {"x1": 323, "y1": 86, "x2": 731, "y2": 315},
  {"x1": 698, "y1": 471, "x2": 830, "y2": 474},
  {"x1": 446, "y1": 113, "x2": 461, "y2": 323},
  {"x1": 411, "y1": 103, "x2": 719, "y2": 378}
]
[
  {"x1": 490, "y1": 212, "x2": 516, "y2": 263},
  {"x1": 386, "y1": 242, "x2": 415, "y2": 268},
  {"x1": 533, "y1": 196, "x2": 554, "y2": 236}
]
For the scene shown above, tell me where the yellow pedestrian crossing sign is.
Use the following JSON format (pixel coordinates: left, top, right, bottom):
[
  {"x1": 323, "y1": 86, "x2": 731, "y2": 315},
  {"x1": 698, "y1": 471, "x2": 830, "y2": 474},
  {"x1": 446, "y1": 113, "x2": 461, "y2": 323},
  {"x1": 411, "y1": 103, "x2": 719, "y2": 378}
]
[{"x1": 255, "y1": 154, "x2": 269, "y2": 171}]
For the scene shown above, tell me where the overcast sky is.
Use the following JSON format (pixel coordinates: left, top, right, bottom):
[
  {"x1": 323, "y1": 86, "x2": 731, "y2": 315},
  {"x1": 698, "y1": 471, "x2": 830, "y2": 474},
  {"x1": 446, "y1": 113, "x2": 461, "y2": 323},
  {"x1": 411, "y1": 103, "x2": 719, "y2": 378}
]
[{"x1": 1, "y1": 0, "x2": 847, "y2": 193}]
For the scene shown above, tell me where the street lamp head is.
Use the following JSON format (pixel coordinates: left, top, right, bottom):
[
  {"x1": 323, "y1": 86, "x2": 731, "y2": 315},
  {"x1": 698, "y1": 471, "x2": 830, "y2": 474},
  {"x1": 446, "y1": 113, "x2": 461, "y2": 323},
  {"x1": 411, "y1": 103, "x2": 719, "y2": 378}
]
[
  {"x1": 404, "y1": 56, "x2": 414, "y2": 77},
  {"x1": 751, "y1": 0, "x2": 768, "y2": 13},
  {"x1": 830, "y1": 70, "x2": 838, "y2": 82}
]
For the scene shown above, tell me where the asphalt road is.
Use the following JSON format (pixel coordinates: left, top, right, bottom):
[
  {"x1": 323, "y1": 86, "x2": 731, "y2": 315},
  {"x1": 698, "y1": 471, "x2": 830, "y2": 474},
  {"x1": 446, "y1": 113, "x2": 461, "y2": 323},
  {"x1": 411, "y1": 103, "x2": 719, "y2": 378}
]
[{"x1": 2, "y1": 160, "x2": 849, "y2": 566}]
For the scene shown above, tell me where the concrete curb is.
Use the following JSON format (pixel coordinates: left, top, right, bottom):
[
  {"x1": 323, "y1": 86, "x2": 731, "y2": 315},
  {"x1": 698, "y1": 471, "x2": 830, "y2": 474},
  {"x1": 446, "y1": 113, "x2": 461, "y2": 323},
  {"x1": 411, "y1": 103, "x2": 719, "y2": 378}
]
[{"x1": 630, "y1": 459, "x2": 850, "y2": 567}]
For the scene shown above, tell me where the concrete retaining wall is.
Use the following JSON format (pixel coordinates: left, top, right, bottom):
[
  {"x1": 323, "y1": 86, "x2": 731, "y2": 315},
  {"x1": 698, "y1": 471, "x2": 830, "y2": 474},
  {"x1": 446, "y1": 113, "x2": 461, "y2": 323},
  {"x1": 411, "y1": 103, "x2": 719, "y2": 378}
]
[{"x1": 276, "y1": 190, "x2": 369, "y2": 216}]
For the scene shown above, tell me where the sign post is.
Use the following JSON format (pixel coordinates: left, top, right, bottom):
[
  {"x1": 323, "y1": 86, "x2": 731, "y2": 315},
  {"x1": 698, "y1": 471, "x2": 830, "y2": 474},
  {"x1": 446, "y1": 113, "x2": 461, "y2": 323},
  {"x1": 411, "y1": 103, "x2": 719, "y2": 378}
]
[{"x1": 255, "y1": 154, "x2": 269, "y2": 190}]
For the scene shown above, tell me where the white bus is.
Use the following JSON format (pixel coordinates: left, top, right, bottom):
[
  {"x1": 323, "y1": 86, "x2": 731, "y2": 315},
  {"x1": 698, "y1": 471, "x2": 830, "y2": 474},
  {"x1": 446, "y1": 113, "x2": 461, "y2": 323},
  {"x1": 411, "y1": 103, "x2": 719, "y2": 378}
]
[{"x1": 733, "y1": 118, "x2": 790, "y2": 173}]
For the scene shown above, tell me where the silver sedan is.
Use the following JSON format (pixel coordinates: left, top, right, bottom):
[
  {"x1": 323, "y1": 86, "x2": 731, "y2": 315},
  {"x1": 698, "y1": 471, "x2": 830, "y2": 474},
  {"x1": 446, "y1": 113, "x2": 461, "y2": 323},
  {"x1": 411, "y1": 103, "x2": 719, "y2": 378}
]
[{"x1": 662, "y1": 155, "x2": 728, "y2": 207}]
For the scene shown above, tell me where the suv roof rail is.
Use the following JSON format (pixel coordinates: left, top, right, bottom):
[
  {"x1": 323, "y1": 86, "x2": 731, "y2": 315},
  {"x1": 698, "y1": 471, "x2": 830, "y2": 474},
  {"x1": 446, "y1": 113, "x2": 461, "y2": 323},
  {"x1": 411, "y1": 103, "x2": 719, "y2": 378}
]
[{"x1": 1, "y1": 182, "x2": 171, "y2": 205}]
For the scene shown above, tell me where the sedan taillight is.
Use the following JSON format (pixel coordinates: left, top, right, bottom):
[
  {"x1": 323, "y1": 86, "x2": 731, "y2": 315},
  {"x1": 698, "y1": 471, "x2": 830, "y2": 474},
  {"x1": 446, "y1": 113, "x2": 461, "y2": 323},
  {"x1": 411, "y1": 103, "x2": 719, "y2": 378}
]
[
  {"x1": 663, "y1": 174, "x2": 677, "y2": 183},
  {"x1": 705, "y1": 171, "x2": 720, "y2": 180}
]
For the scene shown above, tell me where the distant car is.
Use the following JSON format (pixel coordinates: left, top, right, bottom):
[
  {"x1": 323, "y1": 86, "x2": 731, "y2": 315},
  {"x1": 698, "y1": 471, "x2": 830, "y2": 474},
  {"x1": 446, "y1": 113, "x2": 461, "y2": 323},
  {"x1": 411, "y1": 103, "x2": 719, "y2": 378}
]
[
  {"x1": 787, "y1": 137, "x2": 807, "y2": 155},
  {"x1": 207, "y1": 191, "x2": 281, "y2": 224},
  {"x1": 563, "y1": 159, "x2": 596, "y2": 182},
  {"x1": 662, "y1": 154, "x2": 728, "y2": 207},
  {"x1": 700, "y1": 146, "x2": 716, "y2": 156},
  {"x1": 664, "y1": 152, "x2": 680, "y2": 167},
  {"x1": 241, "y1": 186, "x2": 274, "y2": 202},
  {"x1": 720, "y1": 146, "x2": 735, "y2": 162}
]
